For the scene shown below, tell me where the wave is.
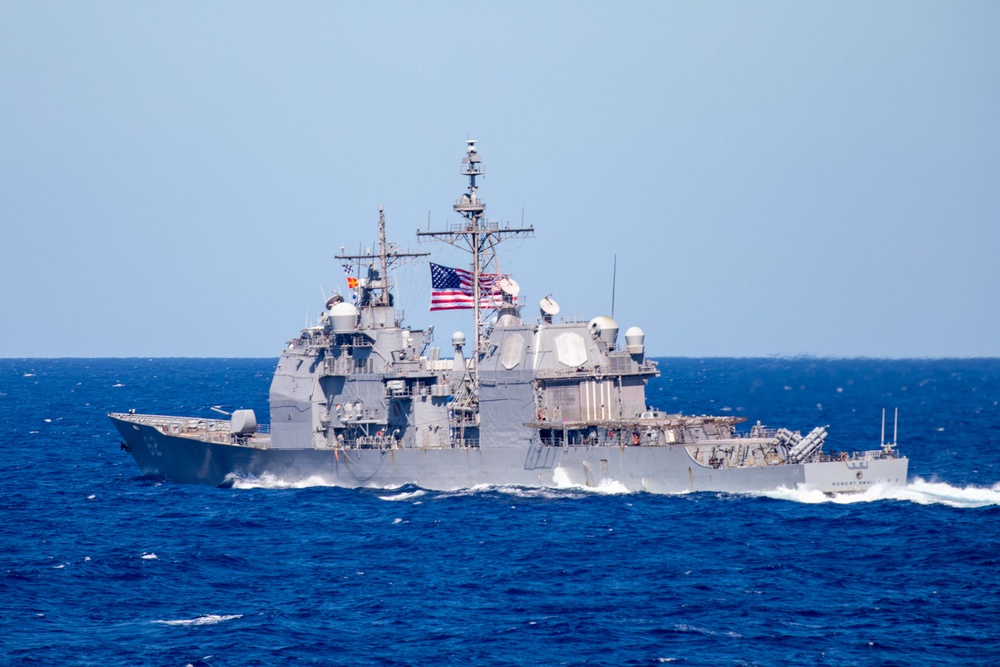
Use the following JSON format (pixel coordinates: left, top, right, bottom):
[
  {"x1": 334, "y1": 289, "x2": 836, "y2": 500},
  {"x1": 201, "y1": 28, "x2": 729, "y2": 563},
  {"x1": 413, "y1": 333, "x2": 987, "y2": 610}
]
[
  {"x1": 491, "y1": 485, "x2": 590, "y2": 499},
  {"x1": 227, "y1": 470, "x2": 632, "y2": 498},
  {"x1": 762, "y1": 478, "x2": 1000, "y2": 508},
  {"x1": 438, "y1": 484, "x2": 589, "y2": 500},
  {"x1": 228, "y1": 471, "x2": 999, "y2": 508},
  {"x1": 436, "y1": 476, "x2": 1000, "y2": 507},
  {"x1": 227, "y1": 472, "x2": 408, "y2": 491},
  {"x1": 374, "y1": 481, "x2": 628, "y2": 502},
  {"x1": 378, "y1": 489, "x2": 427, "y2": 502},
  {"x1": 551, "y1": 467, "x2": 632, "y2": 495},
  {"x1": 225, "y1": 472, "x2": 340, "y2": 490},
  {"x1": 153, "y1": 614, "x2": 242, "y2": 626}
]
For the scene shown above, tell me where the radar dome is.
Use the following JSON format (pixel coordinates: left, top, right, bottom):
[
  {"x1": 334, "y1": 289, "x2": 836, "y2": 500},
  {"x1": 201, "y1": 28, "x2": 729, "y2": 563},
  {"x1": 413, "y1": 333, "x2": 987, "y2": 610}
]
[
  {"x1": 452, "y1": 331, "x2": 466, "y2": 348},
  {"x1": 588, "y1": 316, "x2": 619, "y2": 349},
  {"x1": 624, "y1": 326, "x2": 645, "y2": 355},
  {"x1": 328, "y1": 302, "x2": 359, "y2": 334}
]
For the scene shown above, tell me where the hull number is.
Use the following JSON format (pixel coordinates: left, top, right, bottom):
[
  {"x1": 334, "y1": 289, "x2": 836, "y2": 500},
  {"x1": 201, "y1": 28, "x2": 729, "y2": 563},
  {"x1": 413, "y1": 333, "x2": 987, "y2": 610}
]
[{"x1": 143, "y1": 434, "x2": 162, "y2": 457}]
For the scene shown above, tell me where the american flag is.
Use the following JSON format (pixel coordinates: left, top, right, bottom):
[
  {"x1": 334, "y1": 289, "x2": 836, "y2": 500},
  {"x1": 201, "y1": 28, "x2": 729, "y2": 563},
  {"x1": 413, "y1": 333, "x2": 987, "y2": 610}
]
[{"x1": 429, "y1": 263, "x2": 506, "y2": 311}]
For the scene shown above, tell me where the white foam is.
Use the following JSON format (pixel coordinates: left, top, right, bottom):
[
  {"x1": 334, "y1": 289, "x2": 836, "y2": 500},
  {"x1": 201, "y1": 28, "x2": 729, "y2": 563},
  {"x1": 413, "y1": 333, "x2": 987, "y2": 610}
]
[
  {"x1": 221, "y1": 472, "x2": 998, "y2": 508},
  {"x1": 551, "y1": 467, "x2": 633, "y2": 495},
  {"x1": 491, "y1": 485, "x2": 586, "y2": 499},
  {"x1": 141, "y1": 552, "x2": 158, "y2": 560},
  {"x1": 154, "y1": 614, "x2": 242, "y2": 626},
  {"x1": 762, "y1": 478, "x2": 1000, "y2": 508},
  {"x1": 426, "y1": 483, "x2": 588, "y2": 500},
  {"x1": 227, "y1": 472, "x2": 406, "y2": 491},
  {"x1": 430, "y1": 476, "x2": 635, "y2": 498},
  {"x1": 592, "y1": 478, "x2": 631, "y2": 495},
  {"x1": 552, "y1": 466, "x2": 573, "y2": 488},
  {"x1": 226, "y1": 472, "x2": 338, "y2": 489},
  {"x1": 378, "y1": 489, "x2": 427, "y2": 502}
]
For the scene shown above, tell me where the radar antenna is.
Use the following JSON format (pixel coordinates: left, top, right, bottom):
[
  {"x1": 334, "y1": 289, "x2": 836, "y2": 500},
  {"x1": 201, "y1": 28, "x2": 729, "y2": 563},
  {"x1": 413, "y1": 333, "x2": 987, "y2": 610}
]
[{"x1": 337, "y1": 204, "x2": 428, "y2": 326}]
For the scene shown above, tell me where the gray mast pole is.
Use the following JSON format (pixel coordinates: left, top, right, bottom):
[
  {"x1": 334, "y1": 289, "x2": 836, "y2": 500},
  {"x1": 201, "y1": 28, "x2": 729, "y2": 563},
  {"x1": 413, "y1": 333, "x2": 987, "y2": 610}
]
[
  {"x1": 611, "y1": 254, "x2": 617, "y2": 319},
  {"x1": 465, "y1": 154, "x2": 483, "y2": 360},
  {"x1": 416, "y1": 140, "x2": 534, "y2": 394},
  {"x1": 472, "y1": 219, "x2": 482, "y2": 360},
  {"x1": 378, "y1": 204, "x2": 389, "y2": 304},
  {"x1": 335, "y1": 207, "x2": 428, "y2": 321}
]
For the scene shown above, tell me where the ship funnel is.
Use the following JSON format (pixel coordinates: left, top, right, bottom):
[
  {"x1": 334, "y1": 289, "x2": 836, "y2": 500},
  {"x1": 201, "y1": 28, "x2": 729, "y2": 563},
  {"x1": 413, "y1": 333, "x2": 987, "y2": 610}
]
[
  {"x1": 624, "y1": 326, "x2": 645, "y2": 356},
  {"x1": 328, "y1": 301, "x2": 359, "y2": 334},
  {"x1": 588, "y1": 316, "x2": 619, "y2": 350}
]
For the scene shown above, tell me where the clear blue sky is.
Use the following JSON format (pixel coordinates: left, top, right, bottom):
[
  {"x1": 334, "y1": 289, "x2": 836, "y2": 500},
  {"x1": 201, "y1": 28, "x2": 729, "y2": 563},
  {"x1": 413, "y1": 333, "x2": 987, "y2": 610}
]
[{"x1": 2, "y1": 2, "x2": 997, "y2": 358}]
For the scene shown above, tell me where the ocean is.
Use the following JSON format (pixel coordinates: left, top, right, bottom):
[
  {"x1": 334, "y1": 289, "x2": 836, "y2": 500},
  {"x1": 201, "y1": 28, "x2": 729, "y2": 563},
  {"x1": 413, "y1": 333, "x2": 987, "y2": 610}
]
[{"x1": 2, "y1": 357, "x2": 999, "y2": 666}]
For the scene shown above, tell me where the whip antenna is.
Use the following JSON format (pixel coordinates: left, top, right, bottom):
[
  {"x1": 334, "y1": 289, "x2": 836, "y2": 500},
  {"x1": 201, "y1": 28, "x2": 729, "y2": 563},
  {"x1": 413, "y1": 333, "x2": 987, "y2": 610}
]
[{"x1": 611, "y1": 254, "x2": 617, "y2": 318}]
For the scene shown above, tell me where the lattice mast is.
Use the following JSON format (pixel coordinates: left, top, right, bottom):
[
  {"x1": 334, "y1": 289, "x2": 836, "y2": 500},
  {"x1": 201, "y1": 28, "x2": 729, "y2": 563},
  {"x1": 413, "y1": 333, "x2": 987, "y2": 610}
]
[{"x1": 417, "y1": 140, "x2": 534, "y2": 382}]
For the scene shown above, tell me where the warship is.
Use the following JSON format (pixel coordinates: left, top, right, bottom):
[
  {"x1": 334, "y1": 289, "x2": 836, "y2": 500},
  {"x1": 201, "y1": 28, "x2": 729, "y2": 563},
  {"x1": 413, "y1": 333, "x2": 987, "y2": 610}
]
[{"x1": 111, "y1": 141, "x2": 908, "y2": 493}]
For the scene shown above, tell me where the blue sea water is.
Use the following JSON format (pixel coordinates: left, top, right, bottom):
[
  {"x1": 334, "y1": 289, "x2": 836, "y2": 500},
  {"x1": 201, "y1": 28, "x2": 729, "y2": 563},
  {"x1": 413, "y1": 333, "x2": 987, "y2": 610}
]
[{"x1": 2, "y1": 357, "x2": 999, "y2": 666}]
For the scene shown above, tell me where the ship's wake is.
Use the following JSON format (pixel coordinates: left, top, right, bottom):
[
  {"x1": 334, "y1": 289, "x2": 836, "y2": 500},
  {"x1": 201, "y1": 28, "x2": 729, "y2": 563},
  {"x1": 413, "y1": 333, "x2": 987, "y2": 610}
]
[
  {"x1": 551, "y1": 466, "x2": 631, "y2": 495},
  {"x1": 379, "y1": 484, "x2": 609, "y2": 501},
  {"x1": 226, "y1": 472, "x2": 409, "y2": 492},
  {"x1": 763, "y1": 478, "x2": 1000, "y2": 508},
  {"x1": 224, "y1": 472, "x2": 342, "y2": 490},
  {"x1": 225, "y1": 472, "x2": 999, "y2": 508},
  {"x1": 378, "y1": 489, "x2": 428, "y2": 502},
  {"x1": 153, "y1": 614, "x2": 242, "y2": 626}
]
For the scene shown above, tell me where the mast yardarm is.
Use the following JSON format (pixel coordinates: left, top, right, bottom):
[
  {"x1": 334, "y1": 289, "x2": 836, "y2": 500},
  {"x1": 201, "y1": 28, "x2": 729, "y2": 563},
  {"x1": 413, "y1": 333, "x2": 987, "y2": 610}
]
[
  {"x1": 417, "y1": 140, "x2": 534, "y2": 390},
  {"x1": 337, "y1": 204, "x2": 428, "y2": 318}
]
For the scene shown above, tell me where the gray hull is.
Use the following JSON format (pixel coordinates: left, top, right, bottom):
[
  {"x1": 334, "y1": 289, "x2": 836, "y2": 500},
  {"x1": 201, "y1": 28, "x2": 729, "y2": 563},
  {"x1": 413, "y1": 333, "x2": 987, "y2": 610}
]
[{"x1": 112, "y1": 415, "x2": 908, "y2": 494}]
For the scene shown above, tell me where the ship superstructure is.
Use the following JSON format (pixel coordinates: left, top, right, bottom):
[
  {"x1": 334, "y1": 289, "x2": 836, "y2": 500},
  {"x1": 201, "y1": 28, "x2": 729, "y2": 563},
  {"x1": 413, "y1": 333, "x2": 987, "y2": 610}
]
[{"x1": 110, "y1": 142, "x2": 907, "y2": 493}]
